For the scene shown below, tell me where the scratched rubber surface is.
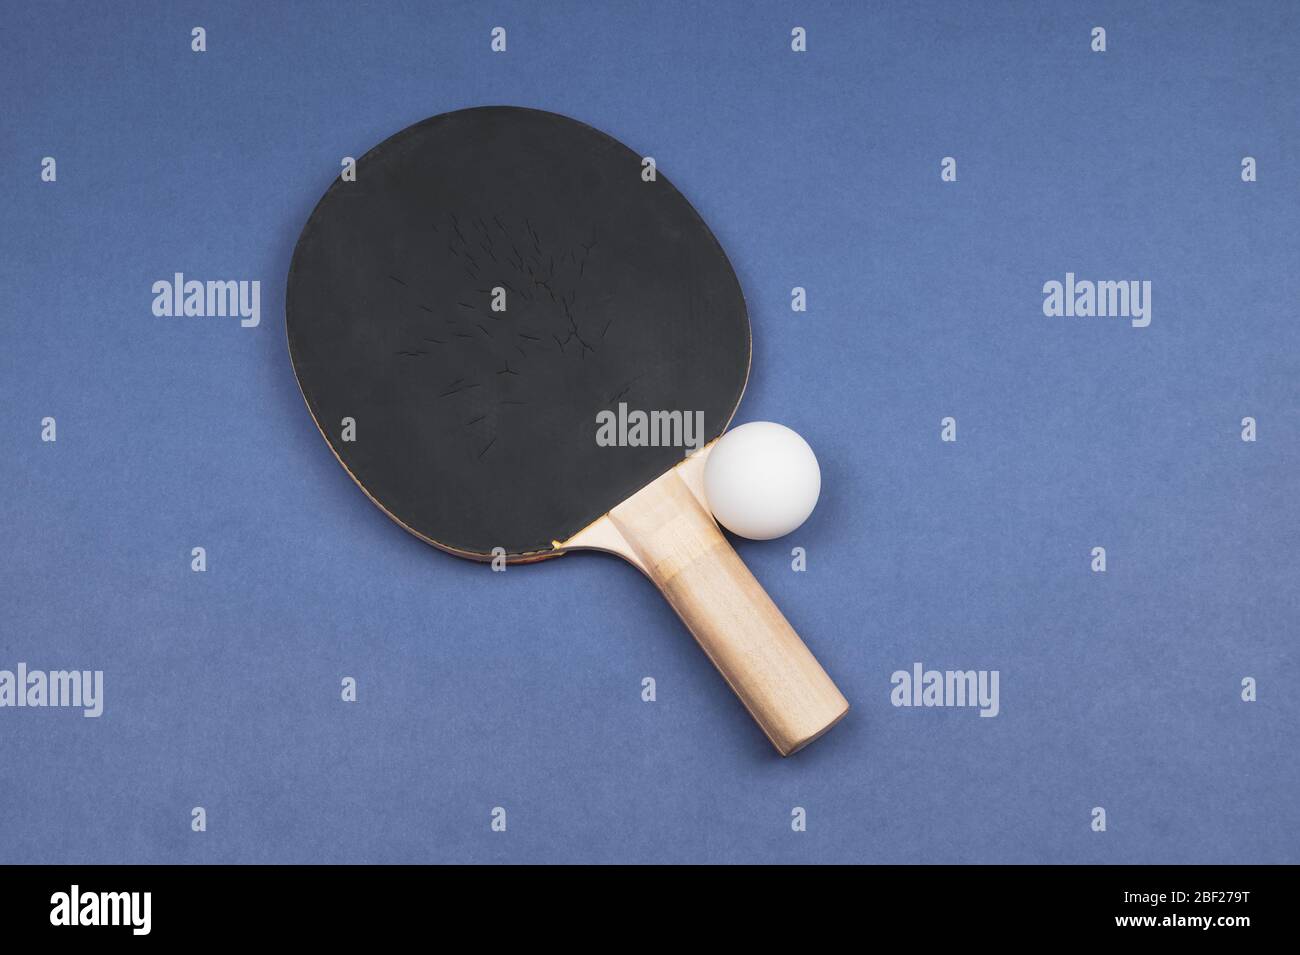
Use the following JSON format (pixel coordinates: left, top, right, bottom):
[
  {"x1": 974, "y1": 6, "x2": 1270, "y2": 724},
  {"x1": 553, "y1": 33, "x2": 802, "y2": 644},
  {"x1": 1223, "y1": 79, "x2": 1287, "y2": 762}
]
[{"x1": 287, "y1": 107, "x2": 749, "y2": 557}]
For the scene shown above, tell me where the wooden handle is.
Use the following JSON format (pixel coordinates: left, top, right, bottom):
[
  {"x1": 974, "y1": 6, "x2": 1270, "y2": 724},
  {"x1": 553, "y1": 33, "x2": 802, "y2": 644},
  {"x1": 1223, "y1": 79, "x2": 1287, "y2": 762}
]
[{"x1": 566, "y1": 450, "x2": 849, "y2": 755}]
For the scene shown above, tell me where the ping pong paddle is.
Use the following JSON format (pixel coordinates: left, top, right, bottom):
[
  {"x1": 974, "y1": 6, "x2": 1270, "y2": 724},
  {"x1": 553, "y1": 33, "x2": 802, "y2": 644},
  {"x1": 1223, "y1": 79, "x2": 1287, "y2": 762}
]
[{"x1": 286, "y1": 106, "x2": 848, "y2": 754}]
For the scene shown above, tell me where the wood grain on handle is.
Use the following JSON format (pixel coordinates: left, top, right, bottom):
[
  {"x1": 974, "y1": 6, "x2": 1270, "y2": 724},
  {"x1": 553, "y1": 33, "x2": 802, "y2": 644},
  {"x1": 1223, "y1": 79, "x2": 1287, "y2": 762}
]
[{"x1": 565, "y1": 448, "x2": 849, "y2": 755}]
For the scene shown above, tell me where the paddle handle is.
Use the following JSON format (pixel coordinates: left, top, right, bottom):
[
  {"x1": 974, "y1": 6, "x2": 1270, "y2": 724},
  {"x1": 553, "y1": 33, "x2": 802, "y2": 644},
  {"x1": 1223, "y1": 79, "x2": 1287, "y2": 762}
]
[{"x1": 606, "y1": 467, "x2": 849, "y2": 755}]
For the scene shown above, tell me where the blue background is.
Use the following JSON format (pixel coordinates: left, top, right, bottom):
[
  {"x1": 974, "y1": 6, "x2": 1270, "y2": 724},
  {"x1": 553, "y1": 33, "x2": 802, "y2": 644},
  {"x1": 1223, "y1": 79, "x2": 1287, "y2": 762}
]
[{"x1": 2, "y1": 1, "x2": 1297, "y2": 864}]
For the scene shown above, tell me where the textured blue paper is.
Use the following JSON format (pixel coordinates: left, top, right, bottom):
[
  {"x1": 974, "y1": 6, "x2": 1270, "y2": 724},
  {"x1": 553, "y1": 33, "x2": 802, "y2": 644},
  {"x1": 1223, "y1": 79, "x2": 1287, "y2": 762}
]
[{"x1": 1, "y1": 0, "x2": 1296, "y2": 864}]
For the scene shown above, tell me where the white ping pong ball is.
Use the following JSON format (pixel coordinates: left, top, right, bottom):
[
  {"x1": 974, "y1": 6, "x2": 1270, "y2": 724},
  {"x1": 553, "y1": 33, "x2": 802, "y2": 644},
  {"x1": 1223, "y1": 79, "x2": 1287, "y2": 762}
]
[{"x1": 703, "y1": 422, "x2": 821, "y2": 540}]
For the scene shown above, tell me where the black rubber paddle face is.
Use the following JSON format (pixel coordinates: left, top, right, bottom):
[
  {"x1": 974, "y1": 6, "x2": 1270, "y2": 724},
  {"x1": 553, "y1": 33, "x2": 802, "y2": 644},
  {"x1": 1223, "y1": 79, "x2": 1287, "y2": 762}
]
[{"x1": 287, "y1": 107, "x2": 749, "y2": 559}]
